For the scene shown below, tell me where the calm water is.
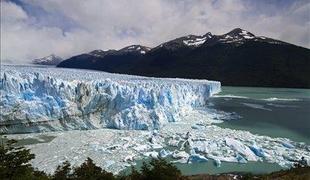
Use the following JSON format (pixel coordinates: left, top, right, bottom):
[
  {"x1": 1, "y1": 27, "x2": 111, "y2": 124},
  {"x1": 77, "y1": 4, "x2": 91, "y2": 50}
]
[
  {"x1": 210, "y1": 86, "x2": 310, "y2": 144},
  {"x1": 126, "y1": 158, "x2": 283, "y2": 176}
]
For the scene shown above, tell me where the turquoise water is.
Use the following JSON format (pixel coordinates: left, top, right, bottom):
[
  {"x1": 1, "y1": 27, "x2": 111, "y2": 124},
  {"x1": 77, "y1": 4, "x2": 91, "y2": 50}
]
[
  {"x1": 210, "y1": 86, "x2": 310, "y2": 144},
  {"x1": 125, "y1": 158, "x2": 283, "y2": 176},
  {"x1": 146, "y1": 86, "x2": 309, "y2": 175},
  {"x1": 176, "y1": 161, "x2": 282, "y2": 175}
]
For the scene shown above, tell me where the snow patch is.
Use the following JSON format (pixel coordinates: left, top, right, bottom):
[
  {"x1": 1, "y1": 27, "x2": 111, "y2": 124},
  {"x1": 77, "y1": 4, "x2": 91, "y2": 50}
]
[{"x1": 183, "y1": 37, "x2": 207, "y2": 46}]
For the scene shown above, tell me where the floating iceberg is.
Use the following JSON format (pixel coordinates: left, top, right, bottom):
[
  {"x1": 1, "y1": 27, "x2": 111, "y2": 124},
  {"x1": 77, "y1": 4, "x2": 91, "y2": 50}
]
[
  {"x1": 0, "y1": 65, "x2": 221, "y2": 133},
  {"x1": 188, "y1": 154, "x2": 208, "y2": 163},
  {"x1": 225, "y1": 138, "x2": 258, "y2": 161},
  {"x1": 159, "y1": 149, "x2": 171, "y2": 158},
  {"x1": 249, "y1": 143, "x2": 266, "y2": 157}
]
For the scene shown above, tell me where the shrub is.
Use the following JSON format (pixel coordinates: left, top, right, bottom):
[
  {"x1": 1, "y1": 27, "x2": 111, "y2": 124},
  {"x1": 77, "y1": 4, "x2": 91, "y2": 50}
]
[{"x1": 0, "y1": 137, "x2": 49, "y2": 180}]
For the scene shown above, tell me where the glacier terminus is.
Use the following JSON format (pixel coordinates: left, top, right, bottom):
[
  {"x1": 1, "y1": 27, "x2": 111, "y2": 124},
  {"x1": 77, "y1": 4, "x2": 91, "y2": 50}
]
[{"x1": 0, "y1": 65, "x2": 220, "y2": 133}]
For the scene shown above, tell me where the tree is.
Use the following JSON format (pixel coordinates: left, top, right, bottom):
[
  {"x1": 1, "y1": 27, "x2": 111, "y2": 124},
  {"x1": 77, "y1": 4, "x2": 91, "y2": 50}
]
[
  {"x1": 143, "y1": 158, "x2": 182, "y2": 180},
  {"x1": 122, "y1": 158, "x2": 182, "y2": 180},
  {"x1": 53, "y1": 161, "x2": 72, "y2": 180},
  {"x1": 0, "y1": 137, "x2": 49, "y2": 180},
  {"x1": 72, "y1": 157, "x2": 115, "y2": 180}
]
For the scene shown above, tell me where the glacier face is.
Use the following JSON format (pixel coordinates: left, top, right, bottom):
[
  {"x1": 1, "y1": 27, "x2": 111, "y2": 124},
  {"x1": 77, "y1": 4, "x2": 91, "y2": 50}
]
[{"x1": 0, "y1": 65, "x2": 221, "y2": 133}]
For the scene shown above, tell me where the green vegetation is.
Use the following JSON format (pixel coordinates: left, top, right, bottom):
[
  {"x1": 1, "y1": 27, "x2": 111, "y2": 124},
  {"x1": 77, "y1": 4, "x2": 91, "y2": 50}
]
[
  {"x1": 0, "y1": 138, "x2": 49, "y2": 180},
  {"x1": 241, "y1": 166, "x2": 310, "y2": 180},
  {"x1": 125, "y1": 158, "x2": 182, "y2": 180},
  {"x1": 0, "y1": 137, "x2": 309, "y2": 180}
]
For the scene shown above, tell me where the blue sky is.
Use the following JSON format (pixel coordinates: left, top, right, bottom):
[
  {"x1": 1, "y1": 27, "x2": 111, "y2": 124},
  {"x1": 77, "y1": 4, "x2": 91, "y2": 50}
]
[{"x1": 1, "y1": 0, "x2": 309, "y2": 63}]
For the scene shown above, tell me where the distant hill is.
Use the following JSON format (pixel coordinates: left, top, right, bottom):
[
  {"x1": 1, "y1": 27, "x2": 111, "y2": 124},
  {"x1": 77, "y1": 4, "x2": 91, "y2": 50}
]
[
  {"x1": 58, "y1": 28, "x2": 310, "y2": 88},
  {"x1": 32, "y1": 54, "x2": 63, "y2": 65}
]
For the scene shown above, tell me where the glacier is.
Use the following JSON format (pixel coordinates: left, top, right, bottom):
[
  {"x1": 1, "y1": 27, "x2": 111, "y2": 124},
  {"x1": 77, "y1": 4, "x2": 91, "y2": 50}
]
[
  {"x1": 0, "y1": 65, "x2": 221, "y2": 133},
  {"x1": 1, "y1": 65, "x2": 310, "y2": 175}
]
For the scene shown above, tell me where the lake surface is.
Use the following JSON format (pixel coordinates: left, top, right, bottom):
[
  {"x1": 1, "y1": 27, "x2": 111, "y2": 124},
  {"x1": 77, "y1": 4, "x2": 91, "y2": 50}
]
[
  {"x1": 209, "y1": 86, "x2": 310, "y2": 144},
  {"x1": 126, "y1": 158, "x2": 283, "y2": 176},
  {"x1": 171, "y1": 86, "x2": 310, "y2": 175}
]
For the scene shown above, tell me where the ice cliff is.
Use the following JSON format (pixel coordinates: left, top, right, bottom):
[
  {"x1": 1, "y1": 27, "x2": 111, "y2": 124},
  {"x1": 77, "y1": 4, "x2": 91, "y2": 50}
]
[{"x1": 0, "y1": 65, "x2": 221, "y2": 133}]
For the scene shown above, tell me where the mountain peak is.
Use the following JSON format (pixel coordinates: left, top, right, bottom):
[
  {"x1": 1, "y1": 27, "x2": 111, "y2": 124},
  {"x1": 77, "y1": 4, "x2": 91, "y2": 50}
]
[
  {"x1": 120, "y1": 45, "x2": 151, "y2": 54},
  {"x1": 32, "y1": 54, "x2": 63, "y2": 65},
  {"x1": 45, "y1": 54, "x2": 62, "y2": 60},
  {"x1": 88, "y1": 49, "x2": 117, "y2": 58},
  {"x1": 226, "y1": 28, "x2": 255, "y2": 39},
  {"x1": 229, "y1": 28, "x2": 248, "y2": 33},
  {"x1": 204, "y1": 32, "x2": 213, "y2": 38},
  {"x1": 90, "y1": 49, "x2": 105, "y2": 54}
]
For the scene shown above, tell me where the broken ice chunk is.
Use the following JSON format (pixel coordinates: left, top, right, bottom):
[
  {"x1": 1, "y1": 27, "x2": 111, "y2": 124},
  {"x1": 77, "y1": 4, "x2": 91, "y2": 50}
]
[
  {"x1": 133, "y1": 144, "x2": 149, "y2": 152},
  {"x1": 188, "y1": 154, "x2": 208, "y2": 163},
  {"x1": 282, "y1": 141, "x2": 295, "y2": 149},
  {"x1": 236, "y1": 153, "x2": 247, "y2": 163},
  {"x1": 249, "y1": 143, "x2": 265, "y2": 157},
  {"x1": 144, "y1": 151, "x2": 158, "y2": 158},
  {"x1": 225, "y1": 138, "x2": 258, "y2": 161},
  {"x1": 159, "y1": 149, "x2": 171, "y2": 158},
  {"x1": 172, "y1": 151, "x2": 189, "y2": 159},
  {"x1": 214, "y1": 159, "x2": 221, "y2": 167}
]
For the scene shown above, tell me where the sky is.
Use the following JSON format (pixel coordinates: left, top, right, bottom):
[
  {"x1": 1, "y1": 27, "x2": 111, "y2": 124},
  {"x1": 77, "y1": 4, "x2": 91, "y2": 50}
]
[{"x1": 1, "y1": 0, "x2": 309, "y2": 63}]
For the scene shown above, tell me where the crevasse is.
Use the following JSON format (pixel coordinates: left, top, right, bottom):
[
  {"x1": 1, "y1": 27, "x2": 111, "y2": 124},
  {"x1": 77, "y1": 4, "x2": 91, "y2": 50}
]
[{"x1": 0, "y1": 65, "x2": 221, "y2": 133}]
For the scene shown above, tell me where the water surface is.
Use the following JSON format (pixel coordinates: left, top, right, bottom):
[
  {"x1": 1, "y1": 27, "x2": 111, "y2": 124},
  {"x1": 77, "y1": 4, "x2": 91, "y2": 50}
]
[{"x1": 209, "y1": 86, "x2": 310, "y2": 143}]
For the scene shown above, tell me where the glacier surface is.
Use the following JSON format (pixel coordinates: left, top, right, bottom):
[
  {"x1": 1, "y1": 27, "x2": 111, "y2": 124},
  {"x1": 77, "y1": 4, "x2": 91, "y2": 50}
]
[{"x1": 0, "y1": 65, "x2": 221, "y2": 133}]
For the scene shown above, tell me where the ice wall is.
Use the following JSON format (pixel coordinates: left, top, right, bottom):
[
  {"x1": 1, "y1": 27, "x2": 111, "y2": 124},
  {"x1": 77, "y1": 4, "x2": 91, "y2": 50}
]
[{"x1": 0, "y1": 65, "x2": 221, "y2": 133}]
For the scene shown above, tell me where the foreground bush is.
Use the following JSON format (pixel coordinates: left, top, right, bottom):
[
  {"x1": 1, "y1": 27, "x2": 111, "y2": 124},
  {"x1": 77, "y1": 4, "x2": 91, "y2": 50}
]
[
  {"x1": 0, "y1": 138, "x2": 49, "y2": 180},
  {"x1": 52, "y1": 158, "x2": 115, "y2": 180},
  {"x1": 125, "y1": 158, "x2": 182, "y2": 180}
]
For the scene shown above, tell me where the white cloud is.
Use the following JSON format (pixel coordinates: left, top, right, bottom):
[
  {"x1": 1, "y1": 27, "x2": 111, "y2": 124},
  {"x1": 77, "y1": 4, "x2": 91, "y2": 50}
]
[{"x1": 1, "y1": 0, "x2": 309, "y2": 63}]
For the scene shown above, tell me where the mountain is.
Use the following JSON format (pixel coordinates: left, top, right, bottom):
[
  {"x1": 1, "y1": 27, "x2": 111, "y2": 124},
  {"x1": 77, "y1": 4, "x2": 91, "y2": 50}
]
[
  {"x1": 32, "y1": 54, "x2": 63, "y2": 65},
  {"x1": 58, "y1": 28, "x2": 310, "y2": 88},
  {"x1": 57, "y1": 45, "x2": 151, "y2": 71}
]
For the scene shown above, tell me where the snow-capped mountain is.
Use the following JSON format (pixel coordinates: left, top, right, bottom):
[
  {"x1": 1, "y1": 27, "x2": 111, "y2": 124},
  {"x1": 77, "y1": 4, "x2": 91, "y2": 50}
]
[
  {"x1": 89, "y1": 49, "x2": 112, "y2": 57},
  {"x1": 153, "y1": 28, "x2": 286, "y2": 50},
  {"x1": 119, "y1": 45, "x2": 151, "y2": 54},
  {"x1": 215, "y1": 28, "x2": 286, "y2": 45},
  {"x1": 58, "y1": 28, "x2": 310, "y2": 88},
  {"x1": 32, "y1": 54, "x2": 63, "y2": 65},
  {"x1": 87, "y1": 45, "x2": 151, "y2": 57}
]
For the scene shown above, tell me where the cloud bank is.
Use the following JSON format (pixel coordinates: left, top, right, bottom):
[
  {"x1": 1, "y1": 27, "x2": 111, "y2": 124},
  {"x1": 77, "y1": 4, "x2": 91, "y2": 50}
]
[{"x1": 1, "y1": 0, "x2": 309, "y2": 63}]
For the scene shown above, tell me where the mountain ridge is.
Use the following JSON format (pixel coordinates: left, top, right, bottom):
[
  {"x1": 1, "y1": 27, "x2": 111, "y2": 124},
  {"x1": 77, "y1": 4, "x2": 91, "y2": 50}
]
[{"x1": 57, "y1": 28, "x2": 310, "y2": 88}]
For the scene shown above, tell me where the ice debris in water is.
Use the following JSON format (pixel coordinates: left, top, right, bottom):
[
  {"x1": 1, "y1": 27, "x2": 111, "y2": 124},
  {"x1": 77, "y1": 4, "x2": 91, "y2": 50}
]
[{"x1": 6, "y1": 124, "x2": 309, "y2": 174}]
